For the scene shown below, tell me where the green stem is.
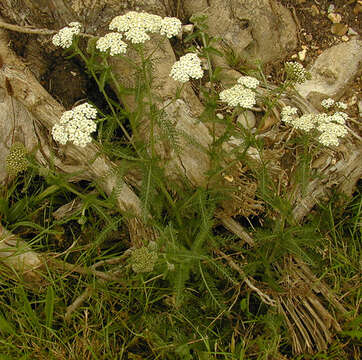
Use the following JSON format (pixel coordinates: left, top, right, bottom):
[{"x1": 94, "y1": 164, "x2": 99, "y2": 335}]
[
  {"x1": 257, "y1": 79, "x2": 293, "y2": 133},
  {"x1": 75, "y1": 45, "x2": 142, "y2": 157}
]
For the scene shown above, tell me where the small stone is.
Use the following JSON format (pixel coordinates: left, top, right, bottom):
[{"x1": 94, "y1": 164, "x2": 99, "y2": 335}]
[
  {"x1": 341, "y1": 35, "x2": 349, "y2": 42},
  {"x1": 216, "y1": 113, "x2": 224, "y2": 120},
  {"x1": 298, "y1": 48, "x2": 307, "y2": 61},
  {"x1": 358, "y1": 100, "x2": 362, "y2": 117},
  {"x1": 291, "y1": 54, "x2": 298, "y2": 59},
  {"x1": 310, "y1": 5, "x2": 319, "y2": 16},
  {"x1": 237, "y1": 110, "x2": 256, "y2": 129},
  {"x1": 331, "y1": 23, "x2": 348, "y2": 36},
  {"x1": 327, "y1": 13, "x2": 342, "y2": 24},
  {"x1": 348, "y1": 28, "x2": 358, "y2": 36}
]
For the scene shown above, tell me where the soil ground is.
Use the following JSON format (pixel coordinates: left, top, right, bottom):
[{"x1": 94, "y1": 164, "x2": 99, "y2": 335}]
[{"x1": 269, "y1": 0, "x2": 361, "y2": 117}]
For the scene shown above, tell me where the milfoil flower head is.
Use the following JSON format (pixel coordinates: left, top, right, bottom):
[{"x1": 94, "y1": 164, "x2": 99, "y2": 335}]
[
  {"x1": 159, "y1": 17, "x2": 182, "y2": 38},
  {"x1": 292, "y1": 114, "x2": 316, "y2": 132},
  {"x1": 130, "y1": 246, "x2": 158, "y2": 273},
  {"x1": 321, "y1": 98, "x2": 335, "y2": 109},
  {"x1": 52, "y1": 22, "x2": 81, "y2": 49},
  {"x1": 280, "y1": 105, "x2": 349, "y2": 147},
  {"x1": 237, "y1": 76, "x2": 260, "y2": 89},
  {"x1": 281, "y1": 106, "x2": 298, "y2": 124},
  {"x1": 170, "y1": 53, "x2": 203, "y2": 83},
  {"x1": 6, "y1": 142, "x2": 29, "y2": 176},
  {"x1": 52, "y1": 103, "x2": 97, "y2": 147},
  {"x1": 284, "y1": 61, "x2": 311, "y2": 84},
  {"x1": 219, "y1": 85, "x2": 256, "y2": 109},
  {"x1": 109, "y1": 11, "x2": 181, "y2": 43},
  {"x1": 96, "y1": 32, "x2": 127, "y2": 56},
  {"x1": 336, "y1": 101, "x2": 347, "y2": 110},
  {"x1": 317, "y1": 122, "x2": 348, "y2": 147}
]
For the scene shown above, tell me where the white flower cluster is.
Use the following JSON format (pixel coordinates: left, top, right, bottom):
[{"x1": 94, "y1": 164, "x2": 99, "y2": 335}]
[
  {"x1": 280, "y1": 105, "x2": 298, "y2": 124},
  {"x1": 321, "y1": 98, "x2": 335, "y2": 109},
  {"x1": 317, "y1": 122, "x2": 348, "y2": 146},
  {"x1": 169, "y1": 53, "x2": 204, "y2": 83},
  {"x1": 281, "y1": 101, "x2": 349, "y2": 146},
  {"x1": 109, "y1": 11, "x2": 181, "y2": 44},
  {"x1": 52, "y1": 22, "x2": 81, "y2": 49},
  {"x1": 52, "y1": 103, "x2": 97, "y2": 147},
  {"x1": 292, "y1": 114, "x2": 316, "y2": 132},
  {"x1": 159, "y1": 17, "x2": 182, "y2": 38},
  {"x1": 284, "y1": 61, "x2": 310, "y2": 84},
  {"x1": 96, "y1": 32, "x2": 127, "y2": 56},
  {"x1": 321, "y1": 98, "x2": 348, "y2": 111},
  {"x1": 237, "y1": 76, "x2": 260, "y2": 89},
  {"x1": 219, "y1": 76, "x2": 259, "y2": 108}
]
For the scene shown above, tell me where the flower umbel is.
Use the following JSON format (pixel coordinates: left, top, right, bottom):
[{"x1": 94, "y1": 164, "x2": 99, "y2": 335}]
[
  {"x1": 52, "y1": 103, "x2": 97, "y2": 147},
  {"x1": 96, "y1": 32, "x2": 127, "y2": 56},
  {"x1": 219, "y1": 75, "x2": 258, "y2": 108},
  {"x1": 159, "y1": 17, "x2": 182, "y2": 38},
  {"x1": 52, "y1": 22, "x2": 81, "y2": 49},
  {"x1": 109, "y1": 11, "x2": 181, "y2": 44},
  {"x1": 284, "y1": 62, "x2": 311, "y2": 84},
  {"x1": 130, "y1": 246, "x2": 158, "y2": 273},
  {"x1": 219, "y1": 85, "x2": 256, "y2": 109},
  {"x1": 237, "y1": 76, "x2": 260, "y2": 89},
  {"x1": 321, "y1": 98, "x2": 335, "y2": 109},
  {"x1": 170, "y1": 53, "x2": 204, "y2": 83},
  {"x1": 280, "y1": 99, "x2": 349, "y2": 146},
  {"x1": 6, "y1": 142, "x2": 29, "y2": 176}
]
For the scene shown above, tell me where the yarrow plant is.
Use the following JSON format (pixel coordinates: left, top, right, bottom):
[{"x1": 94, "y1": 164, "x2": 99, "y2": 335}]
[
  {"x1": 281, "y1": 101, "x2": 349, "y2": 146},
  {"x1": 219, "y1": 76, "x2": 259, "y2": 108},
  {"x1": 52, "y1": 22, "x2": 81, "y2": 49},
  {"x1": 169, "y1": 53, "x2": 204, "y2": 83},
  {"x1": 52, "y1": 103, "x2": 97, "y2": 147}
]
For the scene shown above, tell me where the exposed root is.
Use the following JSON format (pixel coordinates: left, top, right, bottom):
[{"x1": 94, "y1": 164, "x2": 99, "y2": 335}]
[
  {"x1": 215, "y1": 249, "x2": 276, "y2": 307},
  {"x1": 65, "y1": 286, "x2": 94, "y2": 321},
  {"x1": 0, "y1": 19, "x2": 93, "y2": 38},
  {"x1": 275, "y1": 256, "x2": 346, "y2": 354}
]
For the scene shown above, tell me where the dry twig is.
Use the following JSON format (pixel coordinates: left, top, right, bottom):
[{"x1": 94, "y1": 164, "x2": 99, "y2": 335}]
[
  {"x1": 0, "y1": 20, "x2": 94, "y2": 38},
  {"x1": 215, "y1": 249, "x2": 276, "y2": 307}
]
